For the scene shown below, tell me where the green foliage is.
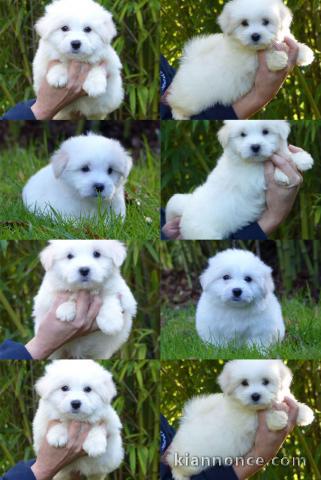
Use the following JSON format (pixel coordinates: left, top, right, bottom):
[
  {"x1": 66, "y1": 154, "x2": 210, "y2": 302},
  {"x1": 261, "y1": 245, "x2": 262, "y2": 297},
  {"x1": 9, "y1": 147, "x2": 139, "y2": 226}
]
[
  {"x1": 0, "y1": 0, "x2": 160, "y2": 119},
  {"x1": 0, "y1": 359, "x2": 160, "y2": 479},
  {"x1": 0, "y1": 240, "x2": 160, "y2": 359},
  {"x1": 0, "y1": 121, "x2": 160, "y2": 240},
  {"x1": 161, "y1": 360, "x2": 321, "y2": 479},
  {"x1": 161, "y1": 0, "x2": 321, "y2": 119},
  {"x1": 161, "y1": 121, "x2": 321, "y2": 239}
]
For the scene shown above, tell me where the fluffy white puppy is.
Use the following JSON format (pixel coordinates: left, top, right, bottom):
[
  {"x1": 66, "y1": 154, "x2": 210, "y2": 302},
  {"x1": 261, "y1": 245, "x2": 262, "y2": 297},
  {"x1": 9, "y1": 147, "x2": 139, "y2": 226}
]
[
  {"x1": 33, "y1": 0, "x2": 123, "y2": 120},
  {"x1": 166, "y1": 0, "x2": 314, "y2": 119},
  {"x1": 32, "y1": 240, "x2": 137, "y2": 359},
  {"x1": 166, "y1": 120, "x2": 314, "y2": 239},
  {"x1": 23, "y1": 133, "x2": 132, "y2": 221},
  {"x1": 196, "y1": 249, "x2": 285, "y2": 350},
  {"x1": 165, "y1": 360, "x2": 314, "y2": 480},
  {"x1": 33, "y1": 360, "x2": 124, "y2": 480}
]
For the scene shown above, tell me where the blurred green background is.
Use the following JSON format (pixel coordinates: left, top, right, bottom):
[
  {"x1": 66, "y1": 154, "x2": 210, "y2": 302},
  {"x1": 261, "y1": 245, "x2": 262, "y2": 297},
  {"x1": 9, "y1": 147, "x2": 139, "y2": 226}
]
[
  {"x1": 0, "y1": 240, "x2": 160, "y2": 359},
  {"x1": 161, "y1": 0, "x2": 321, "y2": 119},
  {"x1": 0, "y1": 0, "x2": 159, "y2": 119},
  {"x1": 161, "y1": 121, "x2": 321, "y2": 239},
  {"x1": 161, "y1": 359, "x2": 321, "y2": 480},
  {"x1": 0, "y1": 359, "x2": 159, "y2": 479}
]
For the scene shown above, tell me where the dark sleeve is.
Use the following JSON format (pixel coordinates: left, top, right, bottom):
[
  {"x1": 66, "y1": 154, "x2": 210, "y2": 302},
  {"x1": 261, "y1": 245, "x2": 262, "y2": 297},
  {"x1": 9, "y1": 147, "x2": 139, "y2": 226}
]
[
  {"x1": 160, "y1": 415, "x2": 238, "y2": 480},
  {"x1": 0, "y1": 100, "x2": 36, "y2": 120},
  {"x1": 191, "y1": 105, "x2": 238, "y2": 120},
  {"x1": 0, "y1": 340, "x2": 33, "y2": 360},
  {"x1": 0, "y1": 461, "x2": 36, "y2": 480},
  {"x1": 230, "y1": 223, "x2": 268, "y2": 240}
]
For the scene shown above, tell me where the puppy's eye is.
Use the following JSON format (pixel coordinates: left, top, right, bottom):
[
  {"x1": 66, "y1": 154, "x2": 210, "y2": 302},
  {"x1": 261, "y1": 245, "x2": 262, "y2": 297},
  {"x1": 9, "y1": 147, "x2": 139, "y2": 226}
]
[
  {"x1": 108, "y1": 167, "x2": 113, "y2": 175},
  {"x1": 244, "y1": 276, "x2": 252, "y2": 283},
  {"x1": 262, "y1": 129, "x2": 269, "y2": 135},
  {"x1": 262, "y1": 18, "x2": 270, "y2": 26},
  {"x1": 84, "y1": 386, "x2": 92, "y2": 392},
  {"x1": 61, "y1": 385, "x2": 69, "y2": 391},
  {"x1": 241, "y1": 20, "x2": 249, "y2": 27},
  {"x1": 223, "y1": 275, "x2": 231, "y2": 281},
  {"x1": 241, "y1": 380, "x2": 249, "y2": 386},
  {"x1": 81, "y1": 166, "x2": 90, "y2": 173},
  {"x1": 93, "y1": 251, "x2": 101, "y2": 258},
  {"x1": 61, "y1": 26, "x2": 69, "y2": 32},
  {"x1": 262, "y1": 378, "x2": 269, "y2": 385},
  {"x1": 240, "y1": 132, "x2": 247, "y2": 137},
  {"x1": 84, "y1": 26, "x2": 92, "y2": 33},
  {"x1": 67, "y1": 253, "x2": 74, "y2": 260}
]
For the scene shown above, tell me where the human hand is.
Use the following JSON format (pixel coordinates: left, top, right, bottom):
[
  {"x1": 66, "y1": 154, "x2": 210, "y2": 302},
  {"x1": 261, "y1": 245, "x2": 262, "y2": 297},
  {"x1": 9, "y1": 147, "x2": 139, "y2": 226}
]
[
  {"x1": 234, "y1": 37, "x2": 299, "y2": 119},
  {"x1": 258, "y1": 146, "x2": 303, "y2": 235},
  {"x1": 25, "y1": 291, "x2": 102, "y2": 359},
  {"x1": 31, "y1": 60, "x2": 92, "y2": 120},
  {"x1": 162, "y1": 217, "x2": 182, "y2": 240},
  {"x1": 233, "y1": 397, "x2": 298, "y2": 480},
  {"x1": 31, "y1": 421, "x2": 91, "y2": 480}
]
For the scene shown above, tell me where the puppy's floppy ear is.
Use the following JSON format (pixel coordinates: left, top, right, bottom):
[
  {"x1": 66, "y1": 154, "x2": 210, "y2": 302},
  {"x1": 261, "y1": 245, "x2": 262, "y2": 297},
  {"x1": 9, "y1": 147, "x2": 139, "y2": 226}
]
[
  {"x1": 35, "y1": 364, "x2": 56, "y2": 399},
  {"x1": 258, "y1": 262, "x2": 275, "y2": 296},
  {"x1": 278, "y1": 2, "x2": 293, "y2": 31},
  {"x1": 105, "y1": 240, "x2": 127, "y2": 267},
  {"x1": 200, "y1": 257, "x2": 216, "y2": 291},
  {"x1": 217, "y1": 122, "x2": 230, "y2": 149},
  {"x1": 40, "y1": 242, "x2": 55, "y2": 271},
  {"x1": 51, "y1": 148, "x2": 69, "y2": 178},
  {"x1": 276, "y1": 361, "x2": 293, "y2": 390},
  {"x1": 217, "y1": 361, "x2": 238, "y2": 395},
  {"x1": 123, "y1": 152, "x2": 133, "y2": 178},
  {"x1": 95, "y1": 10, "x2": 117, "y2": 43},
  {"x1": 277, "y1": 121, "x2": 291, "y2": 141},
  {"x1": 97, "y1": 370, "x2": 117, "y2": 403},
  {"x1": 217, "y1": 2, "x2": 236, "y2": 34}
]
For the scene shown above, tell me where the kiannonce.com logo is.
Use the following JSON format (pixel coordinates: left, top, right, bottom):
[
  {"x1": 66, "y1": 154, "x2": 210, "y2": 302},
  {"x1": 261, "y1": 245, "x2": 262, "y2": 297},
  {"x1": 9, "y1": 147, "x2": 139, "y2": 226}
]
[{"x1": 173, "y1": 452, "x2": 306, "y2": 468}]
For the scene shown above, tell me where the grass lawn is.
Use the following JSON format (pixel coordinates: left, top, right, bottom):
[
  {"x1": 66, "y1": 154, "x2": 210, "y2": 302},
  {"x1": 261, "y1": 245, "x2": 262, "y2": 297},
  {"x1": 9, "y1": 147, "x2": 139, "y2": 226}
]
[
  {"x1": 160, "y1": 297, "x2": 321, "y2": 359},
  {"x1": 0, "y1": 145, "x2": 160, "y2": 240}
]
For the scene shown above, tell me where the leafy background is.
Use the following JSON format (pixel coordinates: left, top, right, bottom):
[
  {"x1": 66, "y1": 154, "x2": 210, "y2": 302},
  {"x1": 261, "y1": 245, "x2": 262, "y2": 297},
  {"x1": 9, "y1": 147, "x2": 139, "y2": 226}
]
[
  {"x1": 0, "y1": 359, "x2": 160, "y2": 479},
  {"x1": 161, "y1": 121, "x2": 321, "y2": 239},
  {"x1": 0, "y1": 0, "x2": 159, "y2": 119},
  {"x1": 161, "y1": 360, "x2": 321, "y2": 480},
  {"x1": 161, "y1": 0, "x2": 321, "y2": 119},
  {"x1": 0, "y1": 240, "x2": 160, "y2": 359}
]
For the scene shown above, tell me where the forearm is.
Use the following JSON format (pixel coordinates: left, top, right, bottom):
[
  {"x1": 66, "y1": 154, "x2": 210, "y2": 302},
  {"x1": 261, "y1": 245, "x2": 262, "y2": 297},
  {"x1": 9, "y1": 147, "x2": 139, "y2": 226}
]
[{"x1": 25, "y1": 336, "x2": 55, "y2": 360}]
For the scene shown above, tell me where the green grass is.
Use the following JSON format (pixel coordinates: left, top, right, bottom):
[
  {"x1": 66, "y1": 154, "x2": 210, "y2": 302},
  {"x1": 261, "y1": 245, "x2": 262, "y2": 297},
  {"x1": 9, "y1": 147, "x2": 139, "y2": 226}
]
[
  {"x1": 0, "y1": 145, "x2": 160, "y2": 240},
  {"x1": 160, "y1": 297, "x2": 321, "y2": 360}
]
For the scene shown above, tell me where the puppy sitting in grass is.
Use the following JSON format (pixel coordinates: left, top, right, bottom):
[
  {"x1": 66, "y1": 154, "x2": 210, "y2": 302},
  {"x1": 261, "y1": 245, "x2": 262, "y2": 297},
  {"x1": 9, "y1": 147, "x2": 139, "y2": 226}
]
[{"x1": 22, "y1": 133, "x2": 133, "y2": 222}]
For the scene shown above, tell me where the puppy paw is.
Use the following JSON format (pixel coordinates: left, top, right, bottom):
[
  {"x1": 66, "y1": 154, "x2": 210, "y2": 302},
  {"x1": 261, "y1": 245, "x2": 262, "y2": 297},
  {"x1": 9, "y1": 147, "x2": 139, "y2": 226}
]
[
  {"x1": 171, "y1": 109, "x2": 190, "y2": 120},
  {"x1": 47, "y1": 424, "x2": 68, "y2": 447},
  {"x1": 291, "y1": 151, "x2": 314, "y2": 171},
  {"x1": 297, "y1": 43, "x2": 314, "y2": 66},
  {"x1": 83, "y1": 435, "x2": 107, "y2": 457},
  {"x1": 171, "y1": 468, "x2": 190, "y2": 480},
  {"x1": 296, "y1": 402, "x2": 314, "y2": 426},
  {"x1": 266, "y1": 409, "x2": 288, "y2": 431},
  {"x1": 274, "y1": 167, "x2": 290, "y2": 186},
  {"x1": 96, "y1": 311, "x2": 123, "y2": 335},
  {"x1": 47, "y1": 65, "x2": 68, "y2": 88},
  {"x1": 56, "y1": 301, "x2": 76, "y2": 322},
  {"x1": 266, "y1": 50, "x2": 288, "y2": 71},
  {"x1": 83, "y1": 75, "x2": 107, "y2": 97}
]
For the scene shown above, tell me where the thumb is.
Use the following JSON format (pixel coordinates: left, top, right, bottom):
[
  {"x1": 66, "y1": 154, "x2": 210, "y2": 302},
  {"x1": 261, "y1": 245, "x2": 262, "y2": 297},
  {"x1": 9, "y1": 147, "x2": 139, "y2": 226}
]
[
  {"x1": 264, "y1": 160, "x2": 275, "y2": 184},
  {"x1": 257, "y1": 50, "x2": 268, "y2": 69}
]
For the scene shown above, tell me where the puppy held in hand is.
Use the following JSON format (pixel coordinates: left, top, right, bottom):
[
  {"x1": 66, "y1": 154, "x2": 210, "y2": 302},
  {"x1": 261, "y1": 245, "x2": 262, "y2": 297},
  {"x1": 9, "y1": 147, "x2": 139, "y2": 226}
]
[
  {"x1": 33, "y1": 360, "x2": 124, "y2": 479},
  {"x1": 165, "y1": 360, "x2": 314, "y2": 480},
  {"x1": 166, "y1": 0, "x2": 314, "y2": 119},
  {"x1": 33, "y1": 0, "x2": 123, "y2": 120},
  {"x1": 23, "y1": 133, "x2": 132, "y2": 221},
  {"x1": 196, "y1": 249, "x2": 285, "y2": 350},
  {"x1": 166, "y1": 120, "x2": 313, "y2": 239},
  {"x1": 32, "y1": 240, "x2": 137, "y2": 359}
]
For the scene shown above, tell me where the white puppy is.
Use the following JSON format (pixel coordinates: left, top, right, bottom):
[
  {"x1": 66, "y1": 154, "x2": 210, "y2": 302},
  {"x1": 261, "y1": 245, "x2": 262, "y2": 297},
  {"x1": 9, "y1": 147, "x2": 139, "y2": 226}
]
[
  {"x1": 196, "y1": 249, "x2": 284, "y2": 350},
  {"x1": 165, "y1": 360, "x2": 314, "y2": 480},
  {"x1": 33, "y1": 360, "x2": 124, "y2": 480},
  {"x1": 23, "y1": 133, "x2": 132, "y2": 221},
  {"x1": 33, "y1": 240, "x2": 137, "y2": 359},
  {"x1": 166, "y1": 120, "x2": 314, "y2": 239},
  {"x1": 166, "y1": 0, "x2": 314, "y2": 119},
  {"x1": 33, "y1": 0, "x2": 123, "y2": 120}
]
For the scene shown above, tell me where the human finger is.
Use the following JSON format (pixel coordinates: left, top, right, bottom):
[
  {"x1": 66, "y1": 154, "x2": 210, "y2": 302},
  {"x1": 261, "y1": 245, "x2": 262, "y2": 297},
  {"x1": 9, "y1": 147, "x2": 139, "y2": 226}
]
[
  {"x1": 283, "y1": 36, "x2": 299, "y2": 68},
  {"x1": 289, "y1": 144, "x2": 303, "y2": 153},
  {"x1": 283, "y1": 397, "x2": 299, "y2": 431},
  {"x1": 74, "y1": 291, "x2": 91, "y2": 321},
  {"x1": 264, "y1": 160, "x2": 276, "y2": 184},
  {"x1": 270, "y1": 154, "x2": 302, "y2": 186},
  {"x1": 87, "y1": 296, "x2": 103, "y2": 323},
  {"x1": 271, "y1": 401, "x2": 290, "y2": 414},
  {"x1": 47, "y1": 60, "x2": 61, "y2": 71}
]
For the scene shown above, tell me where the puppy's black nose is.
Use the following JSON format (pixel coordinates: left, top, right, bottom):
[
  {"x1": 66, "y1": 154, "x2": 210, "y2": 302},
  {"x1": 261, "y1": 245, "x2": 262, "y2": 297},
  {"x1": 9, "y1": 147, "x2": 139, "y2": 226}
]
[
  {"x1": 251, "y1": 144, "x2": 261, "y2": 153},
  {"x1": 79, "y1": 267, "x2": 90, "y2": 277},
  {"x1": 251, "y1": 33, "x2": 261, "y2": 42},
  {"x1": 71, "y1": 400, "x2": 81, "y2": 409},
  {"x1": 94, "y1": 183, "x2": 105, "y2": 193},
  {"x1": 232, "y1": 288, "x2": 242, "y2": 298},
  {"x1": 251, "y1": 393, "x2": 261, "y2": 402},
  {"x1": 71, "y1": 40, "x2": 81, "y2": 50}
]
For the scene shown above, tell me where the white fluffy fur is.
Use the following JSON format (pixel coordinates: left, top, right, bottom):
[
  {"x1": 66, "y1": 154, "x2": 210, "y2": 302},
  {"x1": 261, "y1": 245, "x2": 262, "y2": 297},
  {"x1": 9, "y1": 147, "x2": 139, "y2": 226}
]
[
  {"x1": 196, "y1": 249, "x2": 285, "y2": 350},
  {"x1": 33, "y1": 0, "x2": 123, "y2": 120},
  {"x1": 166, "y1": 0, "x2": 314, "y2": 119},
  {"x1": 166, "y1": 360, "x2": 314, "y2": 480},
  {"x1": 166, "y1": 120, "x2": 314, "y2": 239},
  {"x1": 32, "y1": 240, "x2": 137, "y2": 359},
  {"x1": 22, "y1": 133, "x2": 132, "y2": 221},
  {"x1": 33, "y1": 360, "x2": 124, "y2": 480}
]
